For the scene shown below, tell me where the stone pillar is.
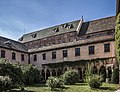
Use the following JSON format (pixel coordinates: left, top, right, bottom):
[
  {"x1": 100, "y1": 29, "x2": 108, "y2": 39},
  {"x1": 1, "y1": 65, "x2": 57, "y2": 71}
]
[
  {"x1": 50, "y1": 69, "x2": 52, "y2": 76},
  {"x1": 106, "y1": 67, "x2": 109, "y2": 83},
  {"x1": 45, "y1": 69, "x2": 47, "y2": 80}
]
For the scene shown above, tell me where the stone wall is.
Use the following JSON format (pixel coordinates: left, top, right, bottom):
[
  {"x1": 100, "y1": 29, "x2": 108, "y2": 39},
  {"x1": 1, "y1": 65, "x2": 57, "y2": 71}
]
[{"x1": 24, "y1": 31, "x2": 78, "y2": 49}]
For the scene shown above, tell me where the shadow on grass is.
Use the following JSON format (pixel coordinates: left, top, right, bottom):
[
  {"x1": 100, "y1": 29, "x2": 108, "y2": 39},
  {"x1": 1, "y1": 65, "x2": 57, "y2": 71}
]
[
  {"x1": 75, "y1": 83, "x2": 88, "y2": 86},
  {"x1": 51, "y1": 87, "x2": 69, "y2": 92},
  {"x1": 98, "y1": 86, "x2": 116, "y2": 91},
  {"x1": 9, "y1": 89, "x2": 34, "y2": 92},
  {"x1": 27, "y1": 84, "x2": 47, "y2": 87}
]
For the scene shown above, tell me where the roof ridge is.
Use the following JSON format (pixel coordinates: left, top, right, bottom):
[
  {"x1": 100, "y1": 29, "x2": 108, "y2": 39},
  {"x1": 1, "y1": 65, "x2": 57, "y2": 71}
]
[
  {"x1": 84, "y1": 16, "x2": 115, "y2": 23},
  {"x1": 23, "y1": 19, "x2": 81, "y2": 36}
]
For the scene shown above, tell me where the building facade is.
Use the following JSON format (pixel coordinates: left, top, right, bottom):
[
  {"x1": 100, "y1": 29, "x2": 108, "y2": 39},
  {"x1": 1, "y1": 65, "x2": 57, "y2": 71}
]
[
  {"x1": 17, "y1": 16, "x2": 116, "y2": 81},
  {"x1": 0, "y1": 36, "x2": 28, "y2": 64},
  {"x1": 0, "y1": 16, "x2": 116, "y2": 81}
]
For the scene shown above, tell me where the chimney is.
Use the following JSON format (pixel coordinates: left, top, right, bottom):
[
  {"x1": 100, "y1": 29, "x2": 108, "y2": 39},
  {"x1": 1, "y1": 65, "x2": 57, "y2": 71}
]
[{"x1": 116, "y1": 0, "x2": 120, "y2": 15}]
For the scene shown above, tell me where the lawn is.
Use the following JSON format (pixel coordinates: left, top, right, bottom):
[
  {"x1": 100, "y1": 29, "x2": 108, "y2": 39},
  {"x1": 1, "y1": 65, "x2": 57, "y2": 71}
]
[{"x1": 11, "y1": 83, "x2": 118, "y2": 92}]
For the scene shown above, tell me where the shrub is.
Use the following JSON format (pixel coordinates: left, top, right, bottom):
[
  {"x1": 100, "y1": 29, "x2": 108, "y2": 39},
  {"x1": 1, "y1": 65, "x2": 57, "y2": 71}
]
[
  {"x1": 0, "y1": 58, "x2": 41, "y2": 86},
  {"x1": 0, "y1": 58, "x2": 24, "y2": 86},
  {"x1": 115, "y1": 13, "x2": 120, "y2": 64},
  {"x1": 89, "y1": 75, "x2": 102, "y2": 88},
  {"x1": 46, "y1": 76, "x2": 64, "y2": 90},
  {"x1": 62, "y1": 70, "x2": 79, "y2": 85},
  {"x1": 0, "y1": 76, "x2": 13, "y2": 91},
  {"x1": 111, "y1": 68, "x2": 119, "y2": 84},
  {"x1": 22, "y1": 65, "x2": 41, "y2": 85}
]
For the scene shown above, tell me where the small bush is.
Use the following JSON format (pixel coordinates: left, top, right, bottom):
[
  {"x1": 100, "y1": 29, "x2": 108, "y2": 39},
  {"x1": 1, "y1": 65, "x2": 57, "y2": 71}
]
[
  {"x1": 62, "y1": 70, "x2": 79, "y2": 85},
  {"x1": 0, "y1": 76, "x2": 13, "y2": 91},
  {"x1": 22, "y1": 65, "x2": 41, "y2": 85},
  {"x1": 89, "y1": 75, "x2": 102, "y2": 88},
  {"x1": 111, "y1": 68, "x2": 119, "y2": 84},
  {"x1": 46, "y1": 76, "x2": 64, "y2": 90}
]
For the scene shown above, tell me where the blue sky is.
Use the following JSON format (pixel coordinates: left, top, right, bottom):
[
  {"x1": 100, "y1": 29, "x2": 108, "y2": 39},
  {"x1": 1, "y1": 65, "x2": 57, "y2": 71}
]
[{"x1": 0, "y1": 0, "x2": 116, "y2": 40}]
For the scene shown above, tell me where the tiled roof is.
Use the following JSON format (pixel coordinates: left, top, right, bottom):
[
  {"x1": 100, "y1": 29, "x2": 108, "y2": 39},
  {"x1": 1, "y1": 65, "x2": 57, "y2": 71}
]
[
  {"x1": 79, "y1": 16, "x2": 116, "y2": 35},
  {"x1": 0, "y1": 36, "x2": 28, "y2": 52},
  {"x1": 19, "y1": 20, "x2": 81, "y2": 43},
  {"x1": 19, "y1": 16, "x2": 116, "y2": 43}
]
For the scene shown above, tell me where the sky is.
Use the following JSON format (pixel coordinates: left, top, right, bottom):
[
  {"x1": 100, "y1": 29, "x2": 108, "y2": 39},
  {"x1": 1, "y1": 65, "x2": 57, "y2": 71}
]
[{"x1": 0, "y1": 0, "x2": 116, "y2": 41}]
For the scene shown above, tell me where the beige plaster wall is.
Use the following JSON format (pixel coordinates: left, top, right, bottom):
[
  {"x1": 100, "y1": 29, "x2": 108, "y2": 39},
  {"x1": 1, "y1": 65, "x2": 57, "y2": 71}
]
[
  {"x1": 0, "y1": 48, "x2": 28, "y2": 64},
  {"x1": 30, "y1": 41, "x2": 115, "y2": 68}
]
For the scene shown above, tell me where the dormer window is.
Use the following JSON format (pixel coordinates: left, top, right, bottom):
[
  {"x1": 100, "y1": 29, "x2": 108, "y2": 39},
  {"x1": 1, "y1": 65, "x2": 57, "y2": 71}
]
[
  {"x1": 61, "y1": 23, "x2": 68, "y2": 28},
  {"x1": 31, "y1": 33, "x2": 37, "y2": 38},
  {"x1": 19, "y1": 37, "x2": 23, "y2": 41},
  {"x1": 67, "y1": 24, "x2": 74, "y2": 29},
  {"x1": 53, "y1": 28, "x2": 59, "y2": 33},
  {"x1": 4, "y1": 40, "x2": 12, "y2": 46}
]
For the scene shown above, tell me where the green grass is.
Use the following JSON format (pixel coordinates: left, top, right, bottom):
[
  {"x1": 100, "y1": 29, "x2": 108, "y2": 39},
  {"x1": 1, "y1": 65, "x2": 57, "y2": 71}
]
[{"x1": 11, "y1": 83, "x2": 118, "y2": 92}]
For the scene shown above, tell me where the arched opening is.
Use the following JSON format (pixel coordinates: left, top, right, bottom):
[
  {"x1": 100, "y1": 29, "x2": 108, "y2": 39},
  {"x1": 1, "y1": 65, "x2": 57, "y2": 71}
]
[
  {"x1": 52, "y1": 69, "x2": 56, "y2": 76},
  {"x1": 78, "y1": 68, "x2": 82, "y2": 80},
  {"x1": 64, "y1": 68, "x2": 67, "y2": 73},
  {"x1": 41, "y1": 69, "x2": 45, "y2": 80},
  {"x1": 91, "y1": 66, "x2": 98, "y2": 74},
  {"x1": 107, "y1": 67, "x2": 112, "y2": 79},
  {"x1": 46, "y1": 69, "x2": 50, "y2": 79},
  {"x1": 99, "y1": 65, "x2": 106, "y2": 82},
  {"x1": 57, "y1": 68, "x2": 62, "y2": 76}
]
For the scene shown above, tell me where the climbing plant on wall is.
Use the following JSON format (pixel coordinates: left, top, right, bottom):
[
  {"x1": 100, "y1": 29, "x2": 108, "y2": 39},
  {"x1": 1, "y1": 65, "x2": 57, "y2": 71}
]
[{"x1": 115, "y1": 13, "x2": 120, "y2": 64}]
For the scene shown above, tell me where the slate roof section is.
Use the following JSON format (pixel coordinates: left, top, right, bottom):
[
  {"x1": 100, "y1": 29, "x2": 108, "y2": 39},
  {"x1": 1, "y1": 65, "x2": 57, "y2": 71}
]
[
  {"x1": 79, "y1": 16, "x2": 116, "y2": 35},
  {"x1": 19, "y1": 20, "x2": 80, "y2": 43},
  {"x1": 0, "y1": 36, "x2": 28, "y2": 52},
  {"x1": 19, "y1": 16, "x2": 116, "y2": 43}
]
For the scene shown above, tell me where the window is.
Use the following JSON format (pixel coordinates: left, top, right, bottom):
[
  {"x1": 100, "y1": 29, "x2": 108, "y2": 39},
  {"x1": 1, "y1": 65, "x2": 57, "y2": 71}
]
[
  {"x1": 75, "y1": 48, "x2": 80, "y2": 56},
  {"x1": 104, "y1": 43, "x2": 110, "y2": 52},
  {"x1": 12, "y1": 52, "x2": 16, "y2": 60},
  {"x1": 33, "y1": 54, "x2": 37, "y2": 61},
  {"x1": 63, "y1": 50, "x2": 68, "y2": 57},
  {"x1": 21, "y1": 54, "x2": 24, "y2": 61},
  {"x1": 1, "y1": 50, "x2": 5, "y2": 58},
  {"x1": 52, "y1": 51, "x2": 56, "y2": 59},
  {"x1": 53, "y1": 28, "x2": 59, "y2": 32},
  {"x1": 89, "y1": 46, "x2": 95, "y2": 55},
  {"x1": 42, "y1": 53, "x2": 46, "y2": 60}
]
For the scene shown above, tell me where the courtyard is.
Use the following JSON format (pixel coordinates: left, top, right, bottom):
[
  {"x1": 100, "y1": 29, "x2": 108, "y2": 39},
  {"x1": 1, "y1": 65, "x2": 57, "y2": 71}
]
[{"x1": 11, "y1": 83, "x2": 118, "y2": 92}]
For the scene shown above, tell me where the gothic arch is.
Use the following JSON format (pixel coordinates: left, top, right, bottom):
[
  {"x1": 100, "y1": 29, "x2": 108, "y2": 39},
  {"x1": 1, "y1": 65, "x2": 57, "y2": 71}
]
[
  {"x1": 78, "y1": 68, "x2": 82, "y2": 80},
  {"x1": 46, "y1": 69, "x2": 50, "y2": 79},
  {"x1": 57, "y1": 68, "x2": 62, "y2": 76},
  {"x1": 41, "y1": 69, "x2": 45, "y2": 80},
  {"x1": 99, "y1": 65, "x2": 106, "y2": 82},
  {"x1": 91, "y1": 65, "x2": 98, "y2": 74},
  {"x1": 107, "y1": 67, "x2": 112, "y2": 79},
  {"x1": 52, "y1": 69, "x2": 56, "y2": 76}
]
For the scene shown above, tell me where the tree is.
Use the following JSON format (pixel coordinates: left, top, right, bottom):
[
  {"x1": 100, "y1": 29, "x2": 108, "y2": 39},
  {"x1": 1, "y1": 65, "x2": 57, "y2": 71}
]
[{"x1": 115, "y1": 13, "x2": 120, "y2": 64}]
